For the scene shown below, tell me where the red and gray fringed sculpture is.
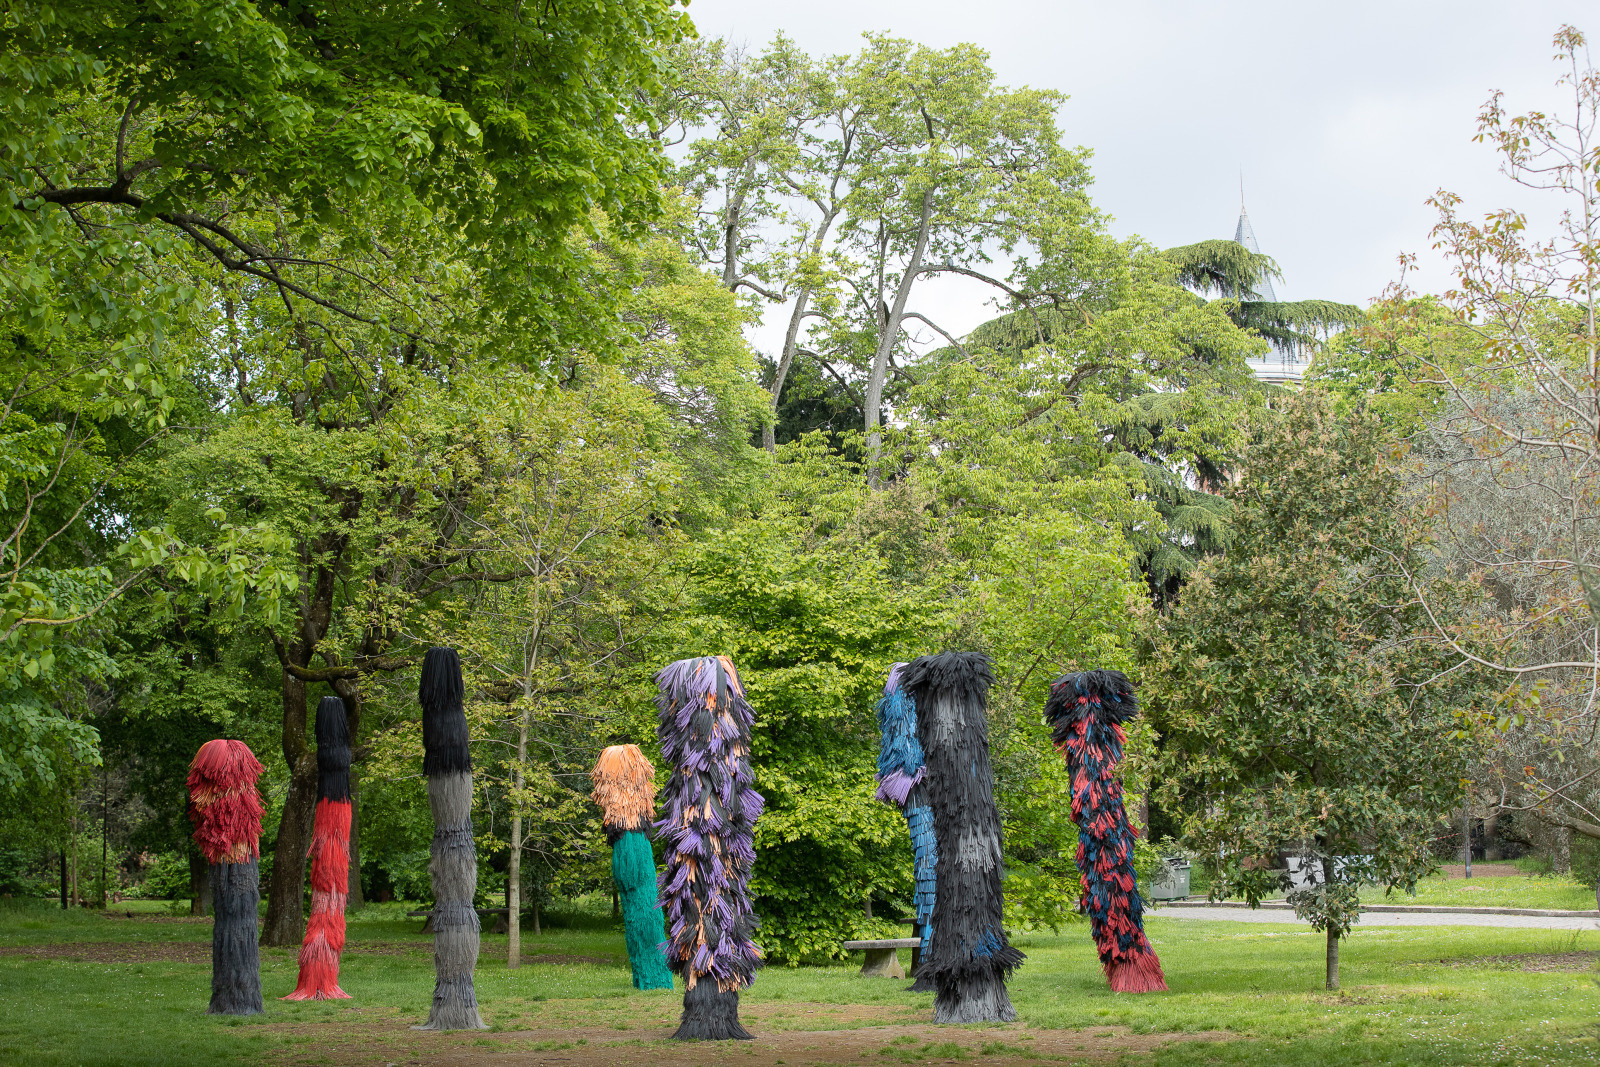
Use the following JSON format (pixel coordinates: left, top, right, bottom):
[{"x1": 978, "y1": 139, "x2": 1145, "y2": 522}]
[
  {"x1": 655, "y1": 655, "x2": 764, "y2": 1040},
  {"x1": 415, "y1": 647, "x2": 488, "y2": 1030},
  {"x1": 1045, "y1": 669, "x2": 1167, "y2": 994},
  {"x1": 900, "y1": 651, "x2": 1024, "y2": 1023},
  {"x1": 284, "y1": 696, "x2": 353, "y2": 1000},
  {"x1": 188, "y1": 739, "x2": 265, "y2": 1015},
  {"x1": 874, "y1": 662, "x2": 938, "y2": 992}
]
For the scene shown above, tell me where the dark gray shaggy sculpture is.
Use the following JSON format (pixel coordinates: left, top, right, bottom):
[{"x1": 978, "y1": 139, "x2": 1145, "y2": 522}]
[
  {"x1": 415, "y1": 647, "x2": 488, "y2": 1031},
  {"x1": 899, "y1": 651, "x2": 1024, "y2": 1023}
]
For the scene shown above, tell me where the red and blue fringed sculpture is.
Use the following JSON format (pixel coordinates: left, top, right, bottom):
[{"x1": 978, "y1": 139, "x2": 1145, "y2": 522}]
[
  {"x1": 874, "y1": 662, "x2": 938, "y2": 992},
  {"x1": 284, "y1": 696, "x2": 353, "y2": 1000},
  {"x1": 188, "y1": 739, "x2": 265, "y2": 1015},
  {"x1": 1045, "y1": 669, "x2": 1167, "y2": 993},
  {"x1": 415, "y1": 647, "x2": 488, "y2": 1030},
  {"x1": 655, "y1": 655, "x2": 764, "y2": 1040},
  {"x1": 591, "y1": 744, "x2": 675, "y2": 991},
  {"x1": 901, "y1": 652, "x2": 1024, "y2": 1023}
]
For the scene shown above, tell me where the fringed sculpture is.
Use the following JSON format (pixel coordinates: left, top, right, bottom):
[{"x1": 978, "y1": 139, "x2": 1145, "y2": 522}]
[
  {"x1": 415, "y1": 647, "x2": 488, "y2": 1030},
  {"x1": 284, "y1": 696, "x2": 353, "y2": 1000},
  {"x1": 900, "y1": 651, "x2": 1024, "y2": 1023},
  {"x1": 655, "y1": 655, "x2": 764, "y2": 1040},
  {"x1": 188, "y1": 739, "x2": 265, "y2": 1015},
  {"x1": 591, "y1": 744, "x2": 675, "y2": 991},
  {"x1": 874, "y1": 662, "x2": 938, "y2": 992},
  {"x1": 1045, "y1": 669, "x2": 1166, "y2": 993}
]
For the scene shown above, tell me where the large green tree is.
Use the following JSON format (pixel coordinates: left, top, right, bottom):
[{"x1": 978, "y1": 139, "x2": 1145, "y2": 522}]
[
  {"x1": 1141, "y1": 393, "x2": 1483, "y2": 990},
  {"x1": 4, "y1": 0, "x2": 695, "y2": 941}
]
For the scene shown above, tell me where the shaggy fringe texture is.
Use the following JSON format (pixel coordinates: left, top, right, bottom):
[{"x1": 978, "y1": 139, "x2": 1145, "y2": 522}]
[
  {"x1": 420, "y1": 647, "x2": 470, "y2": 777},
  {"x1": 593, "y1": 745, "x2": 674, "y2": 990},
  {"x1": 1045, "y1": 669, "x2": 1167, "y2": 994},
  {"x1": 592, "y1": 744, "x2": 658, "y2": 842},
  {"x1": 285, "y1": 697, "x2": 354, "y2": 1001},
  {"x1": 209, "y1": 857, "x2": 264, "y2": 1014},
  {"x1": 655, "y1": 655, "x2": 763, "y2": 1040},
  {"x1": 188, "y1": 740, "x2": 264, "y2": 865},
  {"x1": 673, "y1": 980, "x2": 752, "y2": 1041},
  {"x1": 901, "y1": 652, "x2": 1023, "y2": 1023},
  {"x1": 415, "y1": 649, "x2": 487, "y2": 1031},
  {"x1": 612, "y1": 830, "x2": 676, "y2": 990},
  {"x1": 874, "y1": 663, "x2": 938, "y2": 978},
  {"x1": 190, "y1": 739, "x2": 265, "y2": 1016}
]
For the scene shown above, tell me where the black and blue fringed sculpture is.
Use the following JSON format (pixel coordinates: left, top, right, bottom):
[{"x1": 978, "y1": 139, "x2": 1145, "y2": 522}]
[
  {"x1": 874, "y1": 662, "x2": 938, "y2": 992},
  {"x1": 655, "y1": 655, "x2": 764, "y2": 1040},
  {"x1": 415, "y1": 647, "x2": 488, "y2": 1030},
  {"x1": 1045, "y1": 669, "x2": 1166, "y2": 993},
  {"x1": 900, "y1": 651, "x2": 1023, "y2": 1023}
]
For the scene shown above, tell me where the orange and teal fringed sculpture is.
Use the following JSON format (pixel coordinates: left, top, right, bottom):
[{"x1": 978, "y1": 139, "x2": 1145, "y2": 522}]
[
  {"x1": 591, "y1": 745, "x2": 674, "y2": 991},
  {"x1": 1044, "y1": 669, "x2": 1167, "y2": 993},
  {"x1": 284, "y1": 696, "x2": 353, "y2": 1000}
]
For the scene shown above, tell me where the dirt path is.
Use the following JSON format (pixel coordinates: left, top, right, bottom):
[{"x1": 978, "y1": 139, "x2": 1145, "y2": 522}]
[{"x1": 252, "y1": 1001, "x2": 1232, "y2": 1067}]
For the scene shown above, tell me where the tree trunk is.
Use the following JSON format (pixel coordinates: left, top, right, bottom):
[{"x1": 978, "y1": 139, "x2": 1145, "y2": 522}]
[
  {"x1": 59, "y1": 850, "x2": 66, "y2": 910},
  {"x1": 262, "y1": 667, "x2": 317, "y2": 946},
  {"x1": 1325, "y1": 924, "x2": 1339, "y2": 991},
  {"x1": 764, "y1": 286, "x2": 812, "y2": 453},
  {"x1": 1554, "y1": 825, "x2": 1572, "y2": 875},
  {"x1": 189, "y1": 846, "x2": 211, "y2": 916},
  {"x1": 507, "y1": 704, "x2": 528, "y2": 968},
  {"x1": 865, "y1": 190, "x2": 934, "y2": 487}
]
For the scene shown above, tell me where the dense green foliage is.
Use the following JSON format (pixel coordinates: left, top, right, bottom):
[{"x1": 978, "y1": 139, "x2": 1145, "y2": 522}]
[{"x1": 5, "y1": 0, "x2": 1566, "y2": 979}]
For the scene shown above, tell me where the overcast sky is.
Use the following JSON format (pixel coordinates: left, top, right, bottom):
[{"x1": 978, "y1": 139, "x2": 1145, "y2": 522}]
[{"x1": 680, "y1": 0, "x2": 1592, "y2": 353}]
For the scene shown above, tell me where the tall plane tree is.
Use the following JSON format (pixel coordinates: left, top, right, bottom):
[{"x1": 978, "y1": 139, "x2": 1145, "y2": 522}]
[{"x1": 5, "y1": 0, "x2": 691, "y2": 944}]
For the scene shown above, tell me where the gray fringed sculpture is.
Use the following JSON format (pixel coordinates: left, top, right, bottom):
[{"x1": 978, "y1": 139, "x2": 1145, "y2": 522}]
[
  {"x1": 414, "y1": 647, "x2": 488, "y2": 1031},
  {"x1": 900, "y1": 651, "x2": 1024, "y2": 1023}
]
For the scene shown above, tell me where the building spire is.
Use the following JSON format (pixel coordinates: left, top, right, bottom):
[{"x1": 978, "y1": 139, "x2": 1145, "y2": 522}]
[{"x1": 1233, "y1": 179, "x2": 1277, "y2": 303}]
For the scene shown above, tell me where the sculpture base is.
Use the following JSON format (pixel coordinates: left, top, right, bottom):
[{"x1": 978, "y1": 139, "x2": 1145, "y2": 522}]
[{"x1": 671, "y1": 981, "x2": 752, "y2": 1040}]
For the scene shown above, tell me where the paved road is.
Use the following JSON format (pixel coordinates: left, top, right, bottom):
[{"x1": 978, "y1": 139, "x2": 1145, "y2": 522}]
[{"x1": 1149, "y1": 905, "x2": 1600, "y2": 930}]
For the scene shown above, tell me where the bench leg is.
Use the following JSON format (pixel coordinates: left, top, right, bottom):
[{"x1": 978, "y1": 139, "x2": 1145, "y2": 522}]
[{"x1": 859, "y1": 948, "x2": 905, "y2": 978}]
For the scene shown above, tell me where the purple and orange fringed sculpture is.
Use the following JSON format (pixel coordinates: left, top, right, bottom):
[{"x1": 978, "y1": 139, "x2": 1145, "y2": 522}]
[
  {"x1": 284, "y1": 696, "x2": 353, "y2": 1000},
  {"x1": 901, "y1": 651, "x2": 1024, "y2": 1023},
  {"x1": 188, "y1": 739, "x2": 266, "y2": 1015},
  {"x1": 1044, "y1": 669, "x2": 1167, "y2": 993},
  {"x1": 874, "y1": 662, "x2": 937, "y2": 992},
  {"x1": 654, "y1": 655, "x2": 764, "y2": 1040}
]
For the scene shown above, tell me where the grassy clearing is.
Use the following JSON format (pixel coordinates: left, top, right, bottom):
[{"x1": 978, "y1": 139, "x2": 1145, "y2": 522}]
[
  {"x1": 1, "y1": 899, "x2": 1597, "y2": 1065},
  {"x1": 1360, "y1": 874, "x2": 1596, "y2": 911}
]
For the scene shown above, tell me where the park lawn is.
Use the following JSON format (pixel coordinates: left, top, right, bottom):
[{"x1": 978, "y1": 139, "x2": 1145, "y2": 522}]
[
  {"x1": 1360, "y1": 874, "x2": 1596, "y2": 911},
  {"x1": 1, "y1": 900, "x2": 1597, "y2": 1066}
]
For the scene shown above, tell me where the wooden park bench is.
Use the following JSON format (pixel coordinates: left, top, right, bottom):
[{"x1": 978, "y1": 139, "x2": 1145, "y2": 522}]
[
  {"x1": 407, "y1": 906, "x2": 510, "y2": 934},
  {"x1": 841, "y1": 937, "x2": 922, "y2": 978}
]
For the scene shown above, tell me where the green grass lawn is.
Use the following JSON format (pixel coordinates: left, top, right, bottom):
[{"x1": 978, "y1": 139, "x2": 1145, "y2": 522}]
[
  {"x1": 1360, "y1": 874, "x2": 1596, "y2": 911},
  {"x1": 2, "y1": 898, "x2": 1598, "y2": 1066}
]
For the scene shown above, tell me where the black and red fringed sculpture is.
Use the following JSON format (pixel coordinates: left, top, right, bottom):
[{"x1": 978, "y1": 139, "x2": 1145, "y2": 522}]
[
  {"x1": 655, "y1": 655, "x2": 764, "y2": 1040},
  {"x1": 415, "y1": 647, "x2": 488, "y2": 1030},
  {"x1": 188, "y1": 738, "x2": 266, "y2": 1015},
  {"x1": 284, "y1": 696, "x2": 353, "y2": 1000},
  {"x1": 899, "y1": 651, "x2": 1024, "y2": 1023},
  {"x1": 1044, "y1": 669, "x2": 1166, "y2": 993}
]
